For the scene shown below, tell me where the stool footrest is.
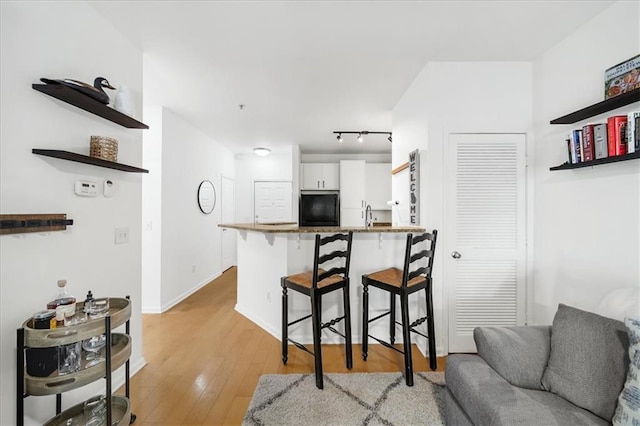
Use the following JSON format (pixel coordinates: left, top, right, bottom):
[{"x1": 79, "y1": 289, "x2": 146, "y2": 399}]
[
  {"x1": 288, "y1": 314, "x2": 312, "y2": 327},
  {"x1": 368, "y1": 334, "x2": 405, "y2": 355},
  {"x1": 409, "y1": 315, "x2": 428, "y2": 329},
  {"x1": 369, "y1": 311, "x2": 391, "y2": 324},
  {"x1": 287, "y1": 338, "x2": 315, "y2": 357}
]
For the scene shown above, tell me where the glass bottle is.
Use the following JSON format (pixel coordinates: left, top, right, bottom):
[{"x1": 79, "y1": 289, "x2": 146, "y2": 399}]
[{"x1": 46, "y1": 279, "x2": 76, "y2": 326}]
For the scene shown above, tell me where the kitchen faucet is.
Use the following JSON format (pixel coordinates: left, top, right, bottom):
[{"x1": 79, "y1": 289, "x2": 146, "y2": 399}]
[{"x1": 365, "y1": 204, "x2": 373, "y2": 228}]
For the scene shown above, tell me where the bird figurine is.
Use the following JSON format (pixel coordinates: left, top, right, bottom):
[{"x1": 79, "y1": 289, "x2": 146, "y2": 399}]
[{"x1": 40, "y1": 76, "x2": 116, "y2": 104}]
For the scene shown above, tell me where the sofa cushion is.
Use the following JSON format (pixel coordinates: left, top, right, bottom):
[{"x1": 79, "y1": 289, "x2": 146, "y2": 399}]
[
  {"x1": 446, "y1": 354, "x2": 608, "y2": 425},
  {"x1": 541, "y1": 304, "x2": 629, "y2": 421},
  {"x1": 613, "y1": 317, "x2": 640, "y2": 426},
  {"x1": 474, "y1": 326, "x2": 550, "y2": 390}
]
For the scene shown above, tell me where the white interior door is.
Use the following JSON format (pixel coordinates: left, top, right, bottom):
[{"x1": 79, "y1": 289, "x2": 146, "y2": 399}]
[
  {"x1": 221, "y1": 175, "x2": 236, "y2": 271},
  {"x1": 445, "y1": 133, "x2": 527, "y2": 353},
  {"x1": 254, "y1": 181, "x2": 293, "y2": 223}
]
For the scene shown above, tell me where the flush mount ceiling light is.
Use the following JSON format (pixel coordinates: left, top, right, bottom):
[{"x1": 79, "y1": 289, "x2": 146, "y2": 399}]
[
  {"x1": 332, "y1": 131, "x2": 392, "y2": 144},
  {"x1": 253, "y1": 147, "x2": 271, "y2": 157}
]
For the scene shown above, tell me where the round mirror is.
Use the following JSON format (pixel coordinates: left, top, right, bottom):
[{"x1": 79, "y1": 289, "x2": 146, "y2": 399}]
[{"x1": 197, "y1": 180, "x2": 216, "y2": 214}]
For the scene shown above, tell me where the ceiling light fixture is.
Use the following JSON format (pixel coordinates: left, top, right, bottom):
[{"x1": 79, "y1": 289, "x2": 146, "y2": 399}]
[
  {"x1": 332, "y1": 131, "x2": 393, "y2": 144},
  {"x1": 253, "y1": 147, "x2": 271, "y2": 157}
]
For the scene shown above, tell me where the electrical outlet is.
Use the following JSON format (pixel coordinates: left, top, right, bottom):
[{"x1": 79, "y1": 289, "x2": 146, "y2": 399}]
[
  {"x1": 266, "y1": 291, "x2": 271, "y2": 302},
  {"x1": 192, "y1": 265, "x2": 196, "y2": 273},
  {"x1": 114, "y1": 227, "x2": 129, "y2": 244}
]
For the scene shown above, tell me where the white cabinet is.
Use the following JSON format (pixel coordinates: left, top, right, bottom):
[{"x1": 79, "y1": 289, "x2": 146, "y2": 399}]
[
  {"x1": 301, "y1": 163, "x2": 339, "y2": 190},
  {"x1": 365, "y1": 163, "x2": 392, "y2": 210},
  {"x1": 339, "y1": 160, "x2": 366, "y2": 226}
]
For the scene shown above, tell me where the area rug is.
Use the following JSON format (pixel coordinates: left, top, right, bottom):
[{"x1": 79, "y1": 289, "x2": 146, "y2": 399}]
[{"x1": 243, "y1": 372, "x2": 445, "y2": 425}]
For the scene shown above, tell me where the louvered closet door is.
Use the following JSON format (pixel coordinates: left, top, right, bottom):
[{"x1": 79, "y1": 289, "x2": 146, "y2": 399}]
[{"x1": 445, "y1": 133, "x2": 526, "y2": 353}]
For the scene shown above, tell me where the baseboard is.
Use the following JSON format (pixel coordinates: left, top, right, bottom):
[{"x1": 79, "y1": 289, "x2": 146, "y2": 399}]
[
  {"x1": 141, "y1": 272, "x2": 221, "y2": 314},
  {"x1": 235, "y1": 304, "x2": 281, "y2": 340}
]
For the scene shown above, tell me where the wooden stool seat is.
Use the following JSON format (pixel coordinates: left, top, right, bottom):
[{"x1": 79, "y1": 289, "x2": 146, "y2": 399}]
[
  {"x1": 361, "y1": 230, "x2": 438, "y2": 386},
  {"x1": 282, "y1": 232, "x2": 354, "y2": 389},
  {"x1": 285, "y1": 269, "x2": 345, "y2": 290},
  {"x1": 365, "y1": 267, "x2": 426, "y2": 288}
]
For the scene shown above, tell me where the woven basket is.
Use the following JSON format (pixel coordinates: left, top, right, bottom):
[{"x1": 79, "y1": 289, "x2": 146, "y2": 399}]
[{"x1": 90, "y1": 136, "x2": 118, "y2": 162}]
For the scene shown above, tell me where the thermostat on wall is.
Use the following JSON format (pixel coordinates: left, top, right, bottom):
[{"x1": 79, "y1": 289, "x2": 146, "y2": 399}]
[{"x1": 74, "y1": 180, "x2": 98, "y2": 197}]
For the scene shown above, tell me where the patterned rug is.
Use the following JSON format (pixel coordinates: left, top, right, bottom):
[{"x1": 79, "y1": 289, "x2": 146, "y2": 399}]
[{"x1": 243, "y1": 372, "x2": 446, "y2": 425}]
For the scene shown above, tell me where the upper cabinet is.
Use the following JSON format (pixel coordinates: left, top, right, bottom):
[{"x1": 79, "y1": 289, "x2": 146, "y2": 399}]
[
  {"x1": 301, "y1": 163, "x2": 339, "y2": 190},
  {"x1": 365, "y1": 163, "x2": 392, "y2": 210},
  {"x1": 339, "y1": 160, "x2": 366, "y2": 210}
]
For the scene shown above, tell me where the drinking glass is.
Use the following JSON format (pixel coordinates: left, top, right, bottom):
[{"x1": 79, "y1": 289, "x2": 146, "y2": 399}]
[
  {"x1": 83, "y1": 395, "x2": 106, "y2": 426},
  {"x1": 87, "y1": 298, "x2": 109, "y2": 319},
  {"x1": 82, "y1": 335, "x2": 107, "y2": 367}
]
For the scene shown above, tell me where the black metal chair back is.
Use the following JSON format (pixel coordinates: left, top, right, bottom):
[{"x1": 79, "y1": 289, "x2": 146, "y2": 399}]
[
  {"x1": 312, "y1": 232, "x2": 353, "y2": 289},
  {"x1": 401, "y1": 230, "x2": 438, "y2": 287}
]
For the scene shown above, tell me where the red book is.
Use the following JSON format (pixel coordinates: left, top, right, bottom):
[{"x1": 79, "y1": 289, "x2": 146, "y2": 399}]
[
  {"x1": 582, "y1": 124, "x2": 595, "y2": 161},
  {"x1": 607, "y1": 115, "x2": 628, "y2": 156}
]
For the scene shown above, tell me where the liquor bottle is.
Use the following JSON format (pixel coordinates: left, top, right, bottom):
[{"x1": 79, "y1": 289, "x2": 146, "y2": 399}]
[{"x1": 46, "y1": 279, "x2": 76, "y2": 326}]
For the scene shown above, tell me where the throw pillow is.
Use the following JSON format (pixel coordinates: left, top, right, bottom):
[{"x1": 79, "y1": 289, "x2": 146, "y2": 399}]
[
  {"x1": 541, "y1": 304, "x2": 629, "y2": 421},
  {"x1": 613, "y1": 317, "x2": 640, "y2": 426}
]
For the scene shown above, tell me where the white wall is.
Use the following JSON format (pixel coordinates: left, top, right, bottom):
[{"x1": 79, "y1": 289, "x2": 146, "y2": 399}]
[
  {"x1": 532, "y1": 0, "x2": 640, "y2": 324},
  {"x1": 142, "y1": 106, "x2": 163, "y2": 311},
  {"x1": 235, "y1": 147, "x2": 295, "y2": 223},
  {"x1": 141, "y1": 106, "x2": 235, "y2": 312},
  {"x1": 392, "y1": 61, "x2": 533, "y2": 354},
  {"x1": 0, "y1": 2, "x2": 144, "y2": 424}
]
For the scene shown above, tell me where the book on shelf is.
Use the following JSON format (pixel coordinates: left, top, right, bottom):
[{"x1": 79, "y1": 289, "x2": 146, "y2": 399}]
[
  {"x1": 607, "y1": 115, "x2": 627, "y2": 156},
  {"x1": 569, "y1": 130, "x2": 582, "y2": 163},
  {"x1": 628, "y1": 111, "x2": 640, "y2": 154},
  {"x1": 581, "y1": 124, "x2": 595, "y2": 161},
  {"x1": 594, "y1": 124, "x2": 608, "y2": 159}
]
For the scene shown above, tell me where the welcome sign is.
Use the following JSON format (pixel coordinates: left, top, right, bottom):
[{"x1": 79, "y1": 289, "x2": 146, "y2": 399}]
[{"x1": 409, "y1": 149, "x2": 419, "y2": 225}]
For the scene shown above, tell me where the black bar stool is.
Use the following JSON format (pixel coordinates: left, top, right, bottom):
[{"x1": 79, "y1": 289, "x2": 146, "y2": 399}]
[
  {"x1": 361, "y1": 230, "x2": 438, "y2": 386},
  {"x1": 281, "y1": 231, "x2": 354, "y2": 389}
]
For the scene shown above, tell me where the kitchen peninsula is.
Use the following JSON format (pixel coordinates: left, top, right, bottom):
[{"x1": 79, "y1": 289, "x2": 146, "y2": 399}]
[{"x1": 219, "y1": 222, "x2": 427, "y2": 347}]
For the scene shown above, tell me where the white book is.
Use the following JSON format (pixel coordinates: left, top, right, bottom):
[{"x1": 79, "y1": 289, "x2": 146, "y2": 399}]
[{"x1": 628, "y1": 112, "x2": 636, "y2": 154}]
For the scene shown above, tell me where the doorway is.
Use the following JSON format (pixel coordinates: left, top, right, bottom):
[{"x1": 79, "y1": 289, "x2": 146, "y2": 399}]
[
  {"x1": 253, "y1": 181, "x2": 293, "y2": 223},
  {"x1": 444, "y1": 133, "x2": 527, "y2": 353}
]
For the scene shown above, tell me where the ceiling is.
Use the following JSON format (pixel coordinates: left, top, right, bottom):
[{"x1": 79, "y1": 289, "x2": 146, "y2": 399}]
[{"x1": 89, "y1": 1, "x2": 613, "y2": 155}]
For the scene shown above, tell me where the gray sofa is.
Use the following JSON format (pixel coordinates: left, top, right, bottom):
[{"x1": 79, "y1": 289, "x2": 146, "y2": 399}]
[{"x1": 445, "y1": 304, "x2": 629, "y2": 425}]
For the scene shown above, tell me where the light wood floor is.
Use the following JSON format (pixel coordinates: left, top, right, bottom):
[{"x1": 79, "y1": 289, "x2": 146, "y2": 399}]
[{"x1": 121, "y1": 266, "x2": 446, "y2": 425}]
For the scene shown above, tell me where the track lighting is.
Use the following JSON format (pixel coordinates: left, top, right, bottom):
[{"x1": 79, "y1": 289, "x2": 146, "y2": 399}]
[{"x1": 332, "y1": 131, "x2": 392, "y2": 144}]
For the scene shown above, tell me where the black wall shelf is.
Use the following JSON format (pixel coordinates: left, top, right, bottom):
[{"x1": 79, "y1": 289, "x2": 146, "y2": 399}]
[
  {"x1": 550, "y1": 88, "x2": 640, "y2": 124},
  {"x1": 550, "y1": 151, "x2": 640, "y2": 171},
  {"x1": 33, "y1": 149, "x2": 149, "y2": 173},
  {"x1": 0, "y1": 214, "x2": 72, "y2": 235},
  {"x1": 32, "y1": 84, "x2": 149, "y2": 129}
]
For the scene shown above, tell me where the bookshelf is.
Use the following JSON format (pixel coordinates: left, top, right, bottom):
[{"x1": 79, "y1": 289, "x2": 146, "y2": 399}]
[
  {"x1": 32, "y1": 149, "x2": 149, "y2": 173},
  {"x1": 550, "y1": 88, "x2": 640, "y2": 125},
  {"x1": 549, "y1": 89, "x2": 640, "y2": 171}
]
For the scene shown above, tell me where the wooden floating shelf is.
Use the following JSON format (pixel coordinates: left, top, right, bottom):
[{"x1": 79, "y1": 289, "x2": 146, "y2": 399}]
[
  {"x1": 0, "y1": 214, "x2": 72, "y2": 235},
  {"x1": 550, "y1": 151, "x2": 640, "y2": 170},
  {"x1": 32, "y1": 84, "x2": 149, "y2": 129},
  {"x1": 550, "y1": 88, "x2": 640, "y2": 124},
  {"x1": 33, "y1": 149, "x2": 148, "y2": 173}
]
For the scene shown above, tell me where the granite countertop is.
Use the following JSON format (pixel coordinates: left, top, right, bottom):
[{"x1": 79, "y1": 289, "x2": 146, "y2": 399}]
[{"x1": 218, "y1": 222, "x2": 426, "y2": 233}]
